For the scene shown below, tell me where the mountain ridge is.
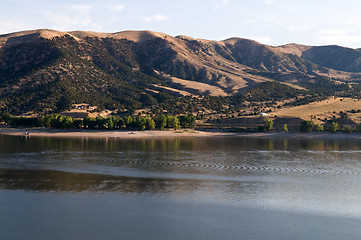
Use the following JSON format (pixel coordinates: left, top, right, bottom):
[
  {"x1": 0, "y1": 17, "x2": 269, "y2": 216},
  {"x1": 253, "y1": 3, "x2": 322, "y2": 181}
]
[{"x1": 0, "y1": 29, "x2": 360, "y2": 114}]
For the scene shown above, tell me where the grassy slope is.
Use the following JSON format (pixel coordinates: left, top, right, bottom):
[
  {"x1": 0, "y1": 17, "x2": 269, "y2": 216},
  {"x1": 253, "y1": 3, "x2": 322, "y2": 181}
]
[{"x1": 272, "y1": 97, "x2": 361, "y2": 122}]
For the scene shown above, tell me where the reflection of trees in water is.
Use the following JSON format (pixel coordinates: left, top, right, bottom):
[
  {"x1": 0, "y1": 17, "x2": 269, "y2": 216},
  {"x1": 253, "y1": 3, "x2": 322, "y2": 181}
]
[
  {"x1": 1, "y1": 135, "x2": 361, "y2": 194},
  {"x1": 283, "y1": 139, "x2": 288, "y2": 150},
  {"x1": 1, "y1": 135, "x2": 361, "y2": 154}
]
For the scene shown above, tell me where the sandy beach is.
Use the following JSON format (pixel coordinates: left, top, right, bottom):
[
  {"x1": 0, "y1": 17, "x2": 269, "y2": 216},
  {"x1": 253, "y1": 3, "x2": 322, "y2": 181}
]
[{"x1": 1, "y1": 127, "x2": 361, "y2": 140}]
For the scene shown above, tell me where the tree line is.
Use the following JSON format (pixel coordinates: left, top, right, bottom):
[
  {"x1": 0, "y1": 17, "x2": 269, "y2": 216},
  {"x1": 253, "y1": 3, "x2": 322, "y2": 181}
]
[
  {"x1": 226, "y1": 119, "x2": 361, "y2": 134},
  {"x1": 0, "y1": 113, "x2": 196, "y2": 130},
  {"x1": 299, "y1": 120, "x2": 361, "y2": 133},
  {"x1": 2, "y1": 113, "x2": 361, "y2": 134}
]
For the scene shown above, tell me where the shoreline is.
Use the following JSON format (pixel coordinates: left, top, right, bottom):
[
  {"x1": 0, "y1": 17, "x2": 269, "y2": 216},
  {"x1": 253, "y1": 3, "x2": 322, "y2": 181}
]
[{"x1": 1, "y1": 127, "x2": 361, "y2": 140}]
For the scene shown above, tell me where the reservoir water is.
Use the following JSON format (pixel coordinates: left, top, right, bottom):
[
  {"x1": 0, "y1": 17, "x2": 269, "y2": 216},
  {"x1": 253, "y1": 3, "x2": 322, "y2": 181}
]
[{"x1": 1, "y1": 135, "x2": 361, "y2": 239}]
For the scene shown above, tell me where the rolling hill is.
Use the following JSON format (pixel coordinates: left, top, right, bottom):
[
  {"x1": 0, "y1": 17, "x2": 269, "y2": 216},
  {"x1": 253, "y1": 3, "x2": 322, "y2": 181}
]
[{"x1": 0, "y1": 29, "x2": 360, "y2": 114}]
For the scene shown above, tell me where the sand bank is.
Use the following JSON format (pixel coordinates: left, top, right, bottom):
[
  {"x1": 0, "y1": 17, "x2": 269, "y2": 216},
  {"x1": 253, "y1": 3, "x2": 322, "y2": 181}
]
[{"x1": 1, "y1": 127, "x2": 361, "y2": 140}]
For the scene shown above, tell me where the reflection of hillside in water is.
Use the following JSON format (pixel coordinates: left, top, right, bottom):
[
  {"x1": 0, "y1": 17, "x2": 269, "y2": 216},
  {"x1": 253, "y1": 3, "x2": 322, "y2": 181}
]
[
  {"x1": 0, "y1": 168, "x2": 247, "y2": 194},
  {"x1": 1, "y1": 135, "x2": 361, "y2": 194}
]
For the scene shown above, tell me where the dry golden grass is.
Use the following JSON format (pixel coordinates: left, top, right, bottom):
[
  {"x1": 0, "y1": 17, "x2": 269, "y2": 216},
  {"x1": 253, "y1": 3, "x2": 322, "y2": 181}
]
[
  {"x1": 109, "y1": 30, "x2": 172, "y2": 43},
  {"x1": 0, "y1": 29, "x2": 66, "y2": 39},
  {"x1": 156, "y1": 71, "x2": 229, "y2": 96},
  {"x1": 170, "y1": 76, "x2": 229, "y2": 96},
  {"x1": 273, "y1": 97, "x2": 361, "y2": 122},
  {"x1": 277, "y1": 43, "x2": 312, "y2": 57},
  {"x1": 0, "y1": 29, "x2": 81, "y2": 47},
  {"x1": 69, "y1": 31, "x2": 111, "y2": 39},
  {"x1": 151, "y1": 84, "x2": 193, "y2": 96}
]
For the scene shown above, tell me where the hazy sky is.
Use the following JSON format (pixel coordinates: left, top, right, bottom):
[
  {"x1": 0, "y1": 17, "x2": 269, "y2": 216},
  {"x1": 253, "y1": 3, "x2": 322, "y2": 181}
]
[{"x1": 2, "y1": 0, "x2": 361, "y2": 48}]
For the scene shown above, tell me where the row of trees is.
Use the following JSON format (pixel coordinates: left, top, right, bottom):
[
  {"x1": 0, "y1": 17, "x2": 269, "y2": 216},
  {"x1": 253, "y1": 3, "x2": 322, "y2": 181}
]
[
  {"x1": 258, "y1": 119, "x2": 361, "y2": 133},
  {"x1": 0, "y1": 113, "x2": 196, "y2": 131},
  {"x1": 2, "y1": 113, "x2": 361, "y2": 133},
  {"x1": 299, "y1": 120, "x2": 361, "y2": 133},
  {"x1": 300, "y1": 121, "x2": 324, "y2": 133}
]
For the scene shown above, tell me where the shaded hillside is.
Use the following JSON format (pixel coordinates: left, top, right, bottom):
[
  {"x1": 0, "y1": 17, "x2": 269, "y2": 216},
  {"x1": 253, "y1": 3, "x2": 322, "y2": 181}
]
[
  {"x1": 222, "y1": 38, "x2": 317, "y2": 73},
  {"x1": 279, "y1": 43, "x2": 361, "y2": 73},
  {"x1": 0, "y1": 33, "x2": 172, "y2": 113},
  {"x1": 301, "y1": 46, "x2": 361, "y2": 73}
]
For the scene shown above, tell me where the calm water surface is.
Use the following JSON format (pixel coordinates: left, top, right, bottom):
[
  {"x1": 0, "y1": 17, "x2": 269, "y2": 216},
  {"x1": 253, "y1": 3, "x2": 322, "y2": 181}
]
[{"x1": 1, "y1": 135, "x2": 361, "y2": 239}]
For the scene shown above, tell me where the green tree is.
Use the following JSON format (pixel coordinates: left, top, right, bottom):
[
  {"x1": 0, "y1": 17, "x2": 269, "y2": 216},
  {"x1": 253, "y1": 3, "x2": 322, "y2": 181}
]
[
  {"x1": 314, "y1": 123, "x2": 324, "y2": 132},
  {"x1": 154, "y1": 114, "x2": 167, "y2": 130},
  {"x1": 264, "y1": 119, "x2": 273, "y2": 131},
  {"x1": 328, "y1": 122, "x2": 339, "y2": 133},
  {"x1": 135, "y1": 117, "x2": 147, "y2": 130},
  {"x1": 167, "y1": 116, "x2": 180, "y2": 130},
  {"x1": 95, "y1": 116, "x2": 106, "y2": 129},
  {"x1": 179, "y1": 114, "x2": 196, "y2": 128},
  {"x1": 39, "y1": 114, "x2": 56, "y2": 128},
  {"x1": 283, "y1": 124, "x2": 288, "y2": 132},
  {"x1": 111, "y1": 116, "x2": 123, "y2": 129},
  {"x1": 1, "y1": 113, "x2": 14, "y2": 125},
  {"x1": 83, "y1": 117, "x2": 96, "y2": 129},
  {"x1": 124, "y1": 116, "x2": 134, "y2": 129},
  {"x1": 145, "y1": 117, "x2": 155, "y2": 130},
  {"x1": 105, "y1": 117, "x2": 114, "y2": 129},
  {"x1": 63, "y1": 116, "x2": 74, "y2": 129},
  {"x1": 50, "y1": 115, "x2": 66, "y2": 128},
  {"x1": 300, "y1": 120, "x2": 314, "y2": 133}
]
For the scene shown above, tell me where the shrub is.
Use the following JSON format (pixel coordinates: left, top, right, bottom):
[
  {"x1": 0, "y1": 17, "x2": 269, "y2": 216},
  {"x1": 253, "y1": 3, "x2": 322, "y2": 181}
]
[
  {"x1": 264, "y1": 119, "x2": 273, "y2": 131},
  {"x1": 300, "y1": 120, "x2": 314, "y2": 133},
  {"x1": 314, "y1": 123, "x2": 324, "y2": 132},
  {"x1": 341, "y1": 125, "x2": 356, "y2": 133},
  {"x1": 283, "y1": 124, "x2": 288, "y2": 132},
  {"x1": 328, "y1": 122, "x2": 339, "y2": 133}
]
